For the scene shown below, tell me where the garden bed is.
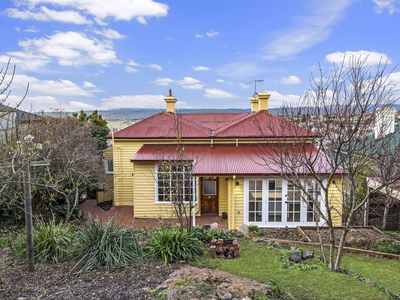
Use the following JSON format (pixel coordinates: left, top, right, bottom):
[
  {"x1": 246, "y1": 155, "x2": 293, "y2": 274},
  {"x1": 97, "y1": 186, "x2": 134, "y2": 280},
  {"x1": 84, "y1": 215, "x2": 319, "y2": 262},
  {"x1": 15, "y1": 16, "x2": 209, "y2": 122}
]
[
  {"x1": 299, "y1": 226, "x2": 386, "y2": 246},
  {"x1": 260, "y1": 228, "x2": 303, "y2": 241},
  {"x1": 0, "y1": 249, "x2": 178, "y2": 300}
]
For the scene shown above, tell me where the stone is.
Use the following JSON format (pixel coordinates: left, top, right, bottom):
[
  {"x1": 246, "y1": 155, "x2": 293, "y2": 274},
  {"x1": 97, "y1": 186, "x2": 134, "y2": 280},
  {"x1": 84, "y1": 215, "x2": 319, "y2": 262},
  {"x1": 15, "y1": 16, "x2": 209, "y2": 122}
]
[
  {"x1": 210, "y1": 222, "x2": 219, "y2": 230},
  {"x1": 290, "y1": 250, "x2": 302, "y2": 263},
  {"x1": 302, "y1": 251, "x2": 314, "y2": 260},
  {"x1": 217, "y1": 291, "x2": 232, "y2": 300},
  {"x1": 239, "y1": 224, "x2": 249, "y2": 235}
]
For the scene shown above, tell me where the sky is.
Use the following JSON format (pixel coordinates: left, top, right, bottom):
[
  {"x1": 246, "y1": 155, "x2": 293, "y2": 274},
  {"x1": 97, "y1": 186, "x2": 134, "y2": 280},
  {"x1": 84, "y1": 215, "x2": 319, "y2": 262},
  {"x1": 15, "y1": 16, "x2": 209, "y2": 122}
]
[{"x1": 0, "y1": 0, "x2": 400, "y2": 112}]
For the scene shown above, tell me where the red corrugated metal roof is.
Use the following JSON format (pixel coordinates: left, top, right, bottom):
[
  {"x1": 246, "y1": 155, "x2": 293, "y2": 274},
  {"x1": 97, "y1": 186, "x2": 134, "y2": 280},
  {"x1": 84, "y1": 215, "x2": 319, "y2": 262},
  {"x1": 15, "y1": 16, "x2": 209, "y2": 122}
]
[
  {"x1": 131, "y1": 144, "x2": 337, "y2": 175},
  {"x1": 113, "y1": 110, "x2": 316, "y2": 139}
]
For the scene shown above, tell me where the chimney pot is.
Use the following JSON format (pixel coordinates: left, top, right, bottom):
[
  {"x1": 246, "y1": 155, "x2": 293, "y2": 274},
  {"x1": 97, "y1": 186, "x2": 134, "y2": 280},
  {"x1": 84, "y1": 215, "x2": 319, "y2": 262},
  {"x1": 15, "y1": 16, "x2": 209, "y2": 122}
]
[
  {"x1": 258, "y1": 91, "x2": 271, "y2": 111},
  {"x1": 164, "y1": 89, "x2": 177, "y2": 113},
  {"x1": 250, "y1": 97, "x2": 259, "y2": 112}
]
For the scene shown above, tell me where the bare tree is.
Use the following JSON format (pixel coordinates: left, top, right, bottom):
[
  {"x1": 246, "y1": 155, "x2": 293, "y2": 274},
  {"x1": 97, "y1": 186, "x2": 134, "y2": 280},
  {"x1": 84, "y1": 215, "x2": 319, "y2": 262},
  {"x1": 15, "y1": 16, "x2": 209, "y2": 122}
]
[
  {"x1": 258, "y1": 58, "x2": 400, "y2": 271},
  {"x1": 154, "y1": 114, "x2": 198, "y2": 231}
]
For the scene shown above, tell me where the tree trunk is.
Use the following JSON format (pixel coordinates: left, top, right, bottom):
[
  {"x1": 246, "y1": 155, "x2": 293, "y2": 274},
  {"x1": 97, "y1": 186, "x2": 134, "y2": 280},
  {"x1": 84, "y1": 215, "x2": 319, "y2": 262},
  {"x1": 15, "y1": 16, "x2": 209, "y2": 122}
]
[
  {"x1": 23, "y1": 162, "x2": 35, "y2": 272},
  {"x1": 382, "y1": 195, "x2": 391, "y2": 230},
  {"x1": 334, "y1": 227, "x2": 350, "y2": 271}
]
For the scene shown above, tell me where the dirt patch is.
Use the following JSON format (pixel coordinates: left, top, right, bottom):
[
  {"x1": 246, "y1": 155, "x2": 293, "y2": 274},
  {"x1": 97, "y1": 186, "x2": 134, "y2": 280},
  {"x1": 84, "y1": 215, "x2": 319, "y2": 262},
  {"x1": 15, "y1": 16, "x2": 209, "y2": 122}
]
[
  {"x1": 157, "y1": 266, "x2": 276, "y2": 300},
  {"x1": 0, "y1": 249, "x2": 178, "y2": 300},
  {"x1": 301, "y1": 227, "x2": 385, "y2": 248},
  {"x1": 260, "y1": 228, "x2": 304, "y2": 241}
]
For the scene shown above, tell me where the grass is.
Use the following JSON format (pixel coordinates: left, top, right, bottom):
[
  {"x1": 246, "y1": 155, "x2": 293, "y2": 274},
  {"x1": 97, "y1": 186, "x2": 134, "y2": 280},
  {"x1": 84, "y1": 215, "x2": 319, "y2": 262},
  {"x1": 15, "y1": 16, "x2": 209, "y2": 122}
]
[
  {"x1": 197, "y1": 240, "x2": 399, "y2": 300},
  {"x1": 342, "y1": 253, "x2": 400, "y2": 296}
]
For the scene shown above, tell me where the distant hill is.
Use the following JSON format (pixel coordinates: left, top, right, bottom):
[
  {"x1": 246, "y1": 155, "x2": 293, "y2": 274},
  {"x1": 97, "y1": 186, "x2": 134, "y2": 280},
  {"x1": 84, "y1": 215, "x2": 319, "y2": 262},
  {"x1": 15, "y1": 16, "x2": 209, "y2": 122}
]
[{"x1": 46, "y1": 105, "x2": 400, "y2": 131}]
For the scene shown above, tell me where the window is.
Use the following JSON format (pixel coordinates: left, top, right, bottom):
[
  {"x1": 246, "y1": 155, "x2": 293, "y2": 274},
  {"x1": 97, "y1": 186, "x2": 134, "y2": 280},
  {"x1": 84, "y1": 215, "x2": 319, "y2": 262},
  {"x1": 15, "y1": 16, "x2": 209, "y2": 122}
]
[
  {"x1": 287, "y1": 183, "x2": 301, "y2": 222},
  {"x1": 104, "y1": 159, "x2": 113, "y2": 174},
  {"x1": 306, "y1": 181, "x2": 322, "y2": 222},
  {"x1": 268, "y1": 179, "x2": 283, "y2": 222},
  {"x1": 203, "y1": 180, "x2": 216, "y2": 195},
  {"x1": 157, "y1": 163, "x2": 196, "y2": 203},
  {"x1": 248, "y1": 179, "x2": 263, "y2": 222}
]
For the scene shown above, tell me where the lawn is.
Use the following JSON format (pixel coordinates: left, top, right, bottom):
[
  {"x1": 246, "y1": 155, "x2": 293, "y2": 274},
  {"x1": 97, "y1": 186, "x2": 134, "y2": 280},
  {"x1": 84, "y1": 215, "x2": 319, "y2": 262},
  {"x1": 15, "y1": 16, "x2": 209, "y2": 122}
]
[{"x1": 197, "y1": 240, "x2": 400, "y2": 300}]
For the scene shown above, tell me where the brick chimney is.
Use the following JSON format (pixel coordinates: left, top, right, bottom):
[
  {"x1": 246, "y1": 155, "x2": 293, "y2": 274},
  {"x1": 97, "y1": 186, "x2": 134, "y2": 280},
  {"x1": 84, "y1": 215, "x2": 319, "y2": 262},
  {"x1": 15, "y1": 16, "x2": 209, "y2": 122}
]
[
  {"x1": 258, "y1": 91, "x2": 271, "y2": 111},
  {"x1": 164, "y1": 89, "x2": 177, "y2": 113},
  {"x1": 250, "y1": 97, "x2": 259, "y2": 112}
]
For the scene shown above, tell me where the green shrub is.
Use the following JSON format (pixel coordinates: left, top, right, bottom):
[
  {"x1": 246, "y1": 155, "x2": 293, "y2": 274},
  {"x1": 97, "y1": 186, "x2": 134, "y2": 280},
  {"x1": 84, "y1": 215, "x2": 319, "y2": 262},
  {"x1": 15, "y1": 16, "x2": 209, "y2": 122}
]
[
  {"x1": 204, "y1": 229, "x2": 233, "y2": 243},
  {"x1": 370, "y1": 238, "x2": 400, "y2": 254},
  {"x1": 248, "y1": 225, "x2": 262, "y2": 235},
  {"x1": 189, "y1": 226, "x2": 207, "y2": 241},
  {"x1": 147, "y1": 228, "x2": 203, "y2": 264},
  {"x1": 14, "y1": 219, "x2": 75, "y2": 263},
  {"x1": 73, "y1": 218, "x2": 142, "y2": 272}
]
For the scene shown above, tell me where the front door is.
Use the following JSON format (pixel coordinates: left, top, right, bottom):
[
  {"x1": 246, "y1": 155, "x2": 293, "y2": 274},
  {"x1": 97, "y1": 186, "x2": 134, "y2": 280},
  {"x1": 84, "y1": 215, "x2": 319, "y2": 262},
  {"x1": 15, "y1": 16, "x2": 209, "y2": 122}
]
[{"x1": 201, "y1": 177, "x2": 218, "y2": 214}]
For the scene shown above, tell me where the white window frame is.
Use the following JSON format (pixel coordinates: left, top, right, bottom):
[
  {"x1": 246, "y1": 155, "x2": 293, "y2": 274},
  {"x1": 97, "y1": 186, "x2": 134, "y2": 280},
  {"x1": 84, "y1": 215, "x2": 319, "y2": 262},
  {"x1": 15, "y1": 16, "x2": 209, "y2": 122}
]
[
  {"x1": 244, "y1": 177, "x2": 327, "y2": 227},
  {"x1": 154, "y1": 164, "x2": 197, "y2": 204},
  {"x1": 104, "y1": 159, "x2": 113, "y2": 174}
]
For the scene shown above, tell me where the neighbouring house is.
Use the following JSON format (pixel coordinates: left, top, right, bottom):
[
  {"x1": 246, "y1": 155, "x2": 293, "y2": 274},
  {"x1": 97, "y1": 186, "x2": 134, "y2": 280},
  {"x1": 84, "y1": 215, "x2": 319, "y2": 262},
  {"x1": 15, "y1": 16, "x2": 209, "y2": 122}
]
[
  {"x1": 365, "y1": 108, "x2": 400, "y2": 230},
  {"x1": 97, "y1": 141, "x2": 114, "y2": 203},
  {"x1": 110, "y1": 91, "x2": 344, "y2": 230},
  {"x1": 0, "y1": 104, "x2": 42, "y2": 144},
  {"x1": 367, "y1": 178, "x2": 400, "y2": 230}
]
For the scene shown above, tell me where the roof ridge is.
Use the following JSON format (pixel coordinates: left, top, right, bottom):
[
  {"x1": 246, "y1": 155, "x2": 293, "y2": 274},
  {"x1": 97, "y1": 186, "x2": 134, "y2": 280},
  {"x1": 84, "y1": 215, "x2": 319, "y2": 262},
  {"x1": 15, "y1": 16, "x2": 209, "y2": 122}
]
[{"x1": 214, "y1": 111, "x2": 256, "y2": 135}]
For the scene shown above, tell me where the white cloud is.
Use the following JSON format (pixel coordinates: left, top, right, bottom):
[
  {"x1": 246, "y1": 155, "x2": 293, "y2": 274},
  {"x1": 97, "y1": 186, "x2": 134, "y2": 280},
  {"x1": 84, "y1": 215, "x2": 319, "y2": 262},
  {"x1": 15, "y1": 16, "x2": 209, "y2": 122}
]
[
  {"x1": 83, "y1": 81, "x2": 96, "y2": 89},
  {"x1": 238, "y1": 82, "x2": 251, "y2": 89},
  {"x1": 217, "y1": 62, "x2": 264, "y2": 79},
  {"x1": 15, "y1": 0, "x2": 169, "y2": 25},
  {"x1": 82, "y1": 81, "x2": 103, "y2": 92},
  {"x1": 325, "y1": 50, "x2": 391, "y2": 66},
  {"x1": 204, "y1": 88, "x2": 238, "y2": 99},
  {"x1": 216, "y1": 79, "x2": 225, "y2": 83},
  {"x1": 125, "y1": 60, "x2": 140, "y2": 73},
  {"x1": 193, "y1": 65, "x2": 211, "y2": 71},
  {"x1": 0, "y1": 52, "x2": 50, "y2": 71},
  {"x1": 66, "y1": 100, "x2": 97, "y2": 111},
  {"x1": 152, "y1": 77, "x2": 173, "y2": 86},
  {"x1": 206, "y1": 31, "x2": 220, "y2": 38},
  {"x1": 176, "y1": 77, "x2": 203, "y2": 90},
  {"x1": 20, "y1": 31, "x2": 119, "y2": 67},
  {"x1": 125, "y1": 60, "x2": 162, "y2": 73},
  {"x1": 195, "y1": 30, "x2": 220, "y2": 39},
  {"x1": 373, "y1": 0, "x2": 400, "y2": 14},
  {"x1": 268, "y1": 91, "x2": 302, "y2": 107},
  {"x1": 152, "y1": 76, "x2": 203, "y2": 90},
  {"x1": 12, "y1": 74, "x2": 93, "y2": 96},
  {"x1": 94, "y1": 28, "x2": 124, "y2": 40},
  {"x1": 2, "y1": 31, "x2": 120, "y2": 71},
  {"x1": 100, "y1": 94, "x2": 187, "y2": 109},
  {"x1": 6, "y1": 6, "x2": 91, "y2": 24},
  {"x1": 263, "y1": 1, "x2": 352, "y2": 60},
  {"x1": 280, "y1": 75, "x2": 302, "y2": 85},
  {"x1": 148, "y1": 63, "x2": 162, "y2": 71}
]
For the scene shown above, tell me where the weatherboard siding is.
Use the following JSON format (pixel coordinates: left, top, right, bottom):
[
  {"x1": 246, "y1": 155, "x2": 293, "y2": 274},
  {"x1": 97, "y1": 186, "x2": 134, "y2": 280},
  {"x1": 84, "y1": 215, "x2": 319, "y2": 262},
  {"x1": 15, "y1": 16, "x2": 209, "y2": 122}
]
[
  {"x1": 218, "y1": 177, "x2": 228, "y2": 216},
  {"x1": 328, "y1": 176, "x2": 344, "y2": 226}
]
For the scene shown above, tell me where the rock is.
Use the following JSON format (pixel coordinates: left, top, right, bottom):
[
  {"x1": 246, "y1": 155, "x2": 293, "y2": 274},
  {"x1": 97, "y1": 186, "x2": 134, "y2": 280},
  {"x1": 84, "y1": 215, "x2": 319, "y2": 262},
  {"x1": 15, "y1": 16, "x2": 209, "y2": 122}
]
[
  {"x1": 366, "y1": 279, "x2": 376, "y2": 287},
  {"x1": 217, "y1": 291, "x2": 232, "y2": 299},
  {"x1": 242, "y1": 297, "x2": 251, "y2": 300},
  {"x1": 290, "y1": 250, "x2": 302, "y2": 263},
  {"x1": 239, "y1": 224, "x2": 249, "y2": 235},
  {"x1": 230, "y1": 230, "x2": 244, "y2": 238},
  {"x1": 210, "y1": 222, "x2": 219, "y2": 230},
  {"x1": 302, "y1": 251, "x2": 314, "y2": 260}
]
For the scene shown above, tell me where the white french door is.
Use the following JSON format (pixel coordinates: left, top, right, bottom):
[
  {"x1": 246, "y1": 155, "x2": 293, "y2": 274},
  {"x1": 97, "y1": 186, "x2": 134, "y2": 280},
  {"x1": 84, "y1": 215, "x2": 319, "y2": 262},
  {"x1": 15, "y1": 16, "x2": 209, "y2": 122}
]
[{"x1": 244, "y1": 178, "x2": 325, "y2": 227}]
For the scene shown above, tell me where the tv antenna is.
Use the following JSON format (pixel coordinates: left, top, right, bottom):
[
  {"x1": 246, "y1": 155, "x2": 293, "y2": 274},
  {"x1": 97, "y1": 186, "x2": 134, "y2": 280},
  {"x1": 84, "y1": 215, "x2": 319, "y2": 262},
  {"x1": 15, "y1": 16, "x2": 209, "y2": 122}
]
[{"x1": 248, "y1": 79, "x2": 264, "y2": 96}]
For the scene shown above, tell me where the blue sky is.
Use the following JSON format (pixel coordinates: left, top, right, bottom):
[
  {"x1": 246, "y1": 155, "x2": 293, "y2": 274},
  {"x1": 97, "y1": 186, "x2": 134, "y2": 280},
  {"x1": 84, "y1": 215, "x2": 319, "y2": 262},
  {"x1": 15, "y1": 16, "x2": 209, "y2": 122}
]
[{"x1": 0, "y1": 0, "x2": 399, "y2": 111}]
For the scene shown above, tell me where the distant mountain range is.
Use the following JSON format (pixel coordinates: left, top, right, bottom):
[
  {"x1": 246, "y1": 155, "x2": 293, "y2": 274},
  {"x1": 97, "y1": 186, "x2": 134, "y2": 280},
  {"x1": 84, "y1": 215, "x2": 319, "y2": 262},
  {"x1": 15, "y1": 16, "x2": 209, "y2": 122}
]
[{"x1": 46, "y1": 104, "x2": 400, "y2": 131}]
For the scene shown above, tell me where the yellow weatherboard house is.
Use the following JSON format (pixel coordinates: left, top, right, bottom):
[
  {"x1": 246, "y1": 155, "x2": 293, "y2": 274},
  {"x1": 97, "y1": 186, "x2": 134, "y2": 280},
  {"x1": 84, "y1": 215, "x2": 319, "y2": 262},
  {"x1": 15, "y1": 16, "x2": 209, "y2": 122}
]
[{"x1": 110, "y1": 91, "x2": 343, "y2": 230}]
